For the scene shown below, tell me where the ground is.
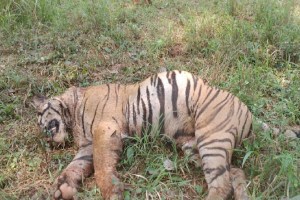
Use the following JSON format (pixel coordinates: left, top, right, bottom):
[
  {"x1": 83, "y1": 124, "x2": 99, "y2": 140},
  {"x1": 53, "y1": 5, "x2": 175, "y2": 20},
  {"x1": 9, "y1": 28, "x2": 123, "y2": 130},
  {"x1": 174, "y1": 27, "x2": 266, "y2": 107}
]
[{"x1": 0, "y1": 0, "x2": 299, "y2": 199}]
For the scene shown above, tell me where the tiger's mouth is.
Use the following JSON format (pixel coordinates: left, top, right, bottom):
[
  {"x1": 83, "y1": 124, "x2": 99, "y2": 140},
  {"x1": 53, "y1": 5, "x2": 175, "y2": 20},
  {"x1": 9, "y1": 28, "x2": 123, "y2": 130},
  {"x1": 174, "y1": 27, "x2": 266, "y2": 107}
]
[
  {"x1": 44, "y1": 131, "x2": 73, "y2": 149},
  {"x1": 48, "y1": 127, "x2": 57, "y2": 137},
  {"x1": 44, "y1": 135, "x2": 66, "y2": 149}
]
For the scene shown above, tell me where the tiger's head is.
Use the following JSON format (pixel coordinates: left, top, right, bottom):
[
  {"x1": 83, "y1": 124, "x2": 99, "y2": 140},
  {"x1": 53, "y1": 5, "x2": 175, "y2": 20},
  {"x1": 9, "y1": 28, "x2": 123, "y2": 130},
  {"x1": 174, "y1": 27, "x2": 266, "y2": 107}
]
[{"x1": 33, "y1": 95, "x2": 71, "y2": 145}]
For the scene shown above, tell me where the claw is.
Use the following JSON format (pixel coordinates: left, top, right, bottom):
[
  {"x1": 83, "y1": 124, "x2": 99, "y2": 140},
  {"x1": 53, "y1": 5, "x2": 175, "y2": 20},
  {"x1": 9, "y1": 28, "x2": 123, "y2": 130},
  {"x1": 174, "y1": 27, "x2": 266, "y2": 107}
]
[
  {"x1": 58, "y1": 183, "x2": 77, "y2": 199},
  {"x1": 54, "y1": 190, "x2": 62, "y2": 199}
]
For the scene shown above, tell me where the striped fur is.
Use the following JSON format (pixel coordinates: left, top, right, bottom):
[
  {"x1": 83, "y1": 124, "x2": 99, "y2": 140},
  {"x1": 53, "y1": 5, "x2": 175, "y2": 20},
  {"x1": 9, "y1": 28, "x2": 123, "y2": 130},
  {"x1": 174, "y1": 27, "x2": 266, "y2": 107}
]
[{"x1": 34, "y1": 70, "x2": 254, "y2": 200}]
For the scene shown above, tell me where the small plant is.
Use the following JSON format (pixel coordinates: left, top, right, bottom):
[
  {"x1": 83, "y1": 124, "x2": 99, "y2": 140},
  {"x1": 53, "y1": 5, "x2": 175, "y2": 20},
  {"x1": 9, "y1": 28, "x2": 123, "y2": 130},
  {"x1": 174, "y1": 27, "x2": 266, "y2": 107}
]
[{"x1": 0, "y1": 0, "x2": 299, "y2": 199}]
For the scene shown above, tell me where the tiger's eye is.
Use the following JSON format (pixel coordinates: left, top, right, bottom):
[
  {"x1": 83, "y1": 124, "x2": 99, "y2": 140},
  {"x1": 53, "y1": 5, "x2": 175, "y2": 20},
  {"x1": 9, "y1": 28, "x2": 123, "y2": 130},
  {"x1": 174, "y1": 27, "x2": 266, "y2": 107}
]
[{"x1": 45, "y1": 119, "x2": 60, "y2": 136}]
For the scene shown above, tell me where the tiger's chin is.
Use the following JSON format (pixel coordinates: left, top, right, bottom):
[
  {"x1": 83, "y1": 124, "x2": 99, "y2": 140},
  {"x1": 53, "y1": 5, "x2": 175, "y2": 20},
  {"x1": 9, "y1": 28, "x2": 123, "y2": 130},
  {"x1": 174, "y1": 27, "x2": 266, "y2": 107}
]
[{"x1": 46, "y1": 132, "x2": 69, "y2": 148}]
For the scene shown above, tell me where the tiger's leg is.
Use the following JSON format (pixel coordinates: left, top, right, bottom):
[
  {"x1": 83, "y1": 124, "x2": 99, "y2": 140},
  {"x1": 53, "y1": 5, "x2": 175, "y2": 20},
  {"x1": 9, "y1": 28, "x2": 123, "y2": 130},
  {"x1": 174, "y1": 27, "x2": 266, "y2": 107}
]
[
  {"x1": 197, "y1": 131, "x2": 234, "y2": 200},
  {"x1": 182, "y1": 140, "x2": 202, "y2": 167},
  {"x1": 93, "y1": 122, "x2": 123, "y2": 200},
  {"x1": 182, "y1": 139, "x2": 249, "y2": 200},
  {"x1": 230, "y1": 168, "x2": 249, "y2": 200},
  {"x1": 53, "y1": 143, "x2": 93, "y2": 200}
]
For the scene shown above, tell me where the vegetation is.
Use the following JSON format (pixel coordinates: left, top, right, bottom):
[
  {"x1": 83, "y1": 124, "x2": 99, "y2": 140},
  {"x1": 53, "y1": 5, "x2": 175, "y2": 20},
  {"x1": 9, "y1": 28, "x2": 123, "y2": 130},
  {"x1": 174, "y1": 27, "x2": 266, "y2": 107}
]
[{"x1": 0, "y1": 0, "x2": 299, "y2": 199}]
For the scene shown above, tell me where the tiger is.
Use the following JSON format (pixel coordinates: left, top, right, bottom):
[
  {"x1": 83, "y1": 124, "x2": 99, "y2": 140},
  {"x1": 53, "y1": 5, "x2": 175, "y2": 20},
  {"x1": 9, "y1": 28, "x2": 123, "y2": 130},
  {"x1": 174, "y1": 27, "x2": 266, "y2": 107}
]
[{"x1": 33, "y1": 70, "x2": 299, "y2": 200}]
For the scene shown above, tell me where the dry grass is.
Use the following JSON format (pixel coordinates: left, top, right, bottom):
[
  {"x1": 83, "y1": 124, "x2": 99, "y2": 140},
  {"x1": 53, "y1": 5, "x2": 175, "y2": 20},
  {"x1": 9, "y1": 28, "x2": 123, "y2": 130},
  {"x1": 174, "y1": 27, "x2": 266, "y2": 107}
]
[{"x1": 0, "y1": 0, "x2": 300, "y2": 199}]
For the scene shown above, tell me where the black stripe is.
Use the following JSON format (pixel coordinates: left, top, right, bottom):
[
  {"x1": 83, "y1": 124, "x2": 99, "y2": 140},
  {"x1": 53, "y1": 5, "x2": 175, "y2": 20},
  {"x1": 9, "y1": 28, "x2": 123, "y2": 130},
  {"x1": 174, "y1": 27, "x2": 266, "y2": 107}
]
[
  {"x1": 246, "y1": 123, "x2": 253, "y2": 138},
  {"x1": 50, "y1": 106, "x2": 61, "y2": 115},
  {"x1": 73, "y1": 89, "x2": 79, "y2": 126},
  {"x1": 182, "y1": 146, "x2": 193, "y2": 151},
  {"x1": 137, "y1": 86, "x2": 141, "y2": 115},
  {"x1": 201, "y1": 87, "x2": 213, "y2": 105},
  {"x1": 73, "y1": 155, "x2": 93, "y2": 162},
  {"x1": 239, "y1": 110, "x2": 249, "y2": 144},
  {"x1": 111, "y1": 130, "x2": 117, "y2": 138},
  {"x1": 82, "y1": 98, "x2": 89, "y2": 137},
  {"x1": 237, "y1": 101, "x2": 243, "y2": 126},
  {"x1": 201, "y1": 153, "x2": 224, "y2": 160},
  {"x1": 204, "y1": 167, "x2": 219, "y2": 174},
  {"x1": 101, "y1": 84, "x2": 110, "y2": 116},
  {"x1": 192, "y1": 75, "x2": 198, "y2": 91},
  {"x1": 196, "y1": 89, "x2": 221, "y2": 120},
  {"x1": 112, "y1": 116, "x2": 121, "y2": 128},
  {"x1": 186, "y1": 79, "x2": 191, "y2": 116},
  {"x1": 37, "y1": 102, "x2": 51, "y2": 116},
  {"x1": 192, "y1": 84, "x2": 202, "y2": 114},
  {"x1": 90, "y1": 99, "x2": 102, "y2": 133},
  {"x1": 196, "y1": 116, "x2": 231, "y2": 145},
  {"x1": 171, "y1": 72, "x2": 178, "y2": 118},
  {"x1": 192, "y1": 148, "x2": 199, "y2": 155},
  {"x1": 174, "y1": 129, "x2": 195, "y2": 139},
  {"x1": 62, "y1": 104, "x2": 71, "y2": 124},
  {"x1": 52, "y1": 103, "x2": 62, "y2": 116},
  {"x1": 212, "y1": 93, "x2": 231, "y2": 109},
  {"x1": 141, "y1": 98, "x2": 147, "y2": 135},
  {"x1": 206, "y1": 147, "x2": 229, "y2": 162},
  {"x1": 208, "y1": 166, "x2": 227, "y2": 184},
  {"x1": 38, "y1": 102, "x2": 50, "y2": 125},
  {"x1": 146, "y1": 87, "x2": 153, "y2": 125},
  {"x1": 195, "y1": 101, "x2": 231, "y2": 130},
  {"x1": 39, "y1": 102, "x2": 61, "y2": 119},
  {"x1": 237, "y1": 108, "x2": 243, "y2": 126},
  {"x1": 226, "y1": 125, "x2": 238, "y2": 148},
  {"x1": 198, "y1": 138, "x2": 233, "y2": 150},
  {"x1": 112, "y1": 117, "x2": 119, "y2": 124},
  {"x1": 133, "y1": 104, "x2": 137, "y2": 127},
  {"x1": 154, "y1": 74, "x2": 158, "y2": 86},
  {"x1": 167, "y1": 71, "x2": 171, "y2": 84},
  {"x1": 200, "y1": 113, "x2": 232, "y2": 135},
  {"x1": 195, "y1": 84, "x2": 202, "y2": 104},
  {"x1": 57, "y1": 100, "x2": 70, "y2": 127},
  {"x1": 196, "y1": 97, "x2": 233, "y2": 130},
  {"x1": 80, "y1": 141, "x2": 92, "y2": 149},
  {"x1": 196, "y1": 134, "x2": 210, "y2": 145},
  {"x1": 157, "y1": 77, "x2": 165, "y2": 133}
]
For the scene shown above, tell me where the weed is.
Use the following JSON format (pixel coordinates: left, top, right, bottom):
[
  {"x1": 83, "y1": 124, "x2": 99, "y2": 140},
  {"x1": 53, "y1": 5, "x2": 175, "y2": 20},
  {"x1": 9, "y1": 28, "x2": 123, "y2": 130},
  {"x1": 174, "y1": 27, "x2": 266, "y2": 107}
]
[{"x1": 0, "y1": 0, "x2": 299, "y2": 199}]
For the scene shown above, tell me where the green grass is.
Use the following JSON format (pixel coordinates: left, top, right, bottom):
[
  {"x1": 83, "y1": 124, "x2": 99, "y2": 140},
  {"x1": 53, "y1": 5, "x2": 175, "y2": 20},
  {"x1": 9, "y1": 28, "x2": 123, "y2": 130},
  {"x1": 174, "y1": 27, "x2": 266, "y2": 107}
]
[{"x1": 0, "y1": 0, "x2": 299, "y2": 199}]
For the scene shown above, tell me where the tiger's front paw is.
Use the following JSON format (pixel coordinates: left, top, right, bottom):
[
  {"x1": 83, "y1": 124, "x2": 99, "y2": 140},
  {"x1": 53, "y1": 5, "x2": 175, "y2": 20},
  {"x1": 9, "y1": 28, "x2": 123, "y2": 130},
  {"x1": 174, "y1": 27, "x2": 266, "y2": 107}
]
[{"x1": 53, "y1": 174, "x2": 78, "y2": 200}]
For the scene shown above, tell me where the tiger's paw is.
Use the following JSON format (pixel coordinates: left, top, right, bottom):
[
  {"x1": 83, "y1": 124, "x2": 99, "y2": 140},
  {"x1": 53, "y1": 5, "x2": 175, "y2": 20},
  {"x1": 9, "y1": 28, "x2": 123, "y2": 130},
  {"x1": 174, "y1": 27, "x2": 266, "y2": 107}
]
[{"x1": 53, "y1": 175, "x2": 78, "y2": 200}]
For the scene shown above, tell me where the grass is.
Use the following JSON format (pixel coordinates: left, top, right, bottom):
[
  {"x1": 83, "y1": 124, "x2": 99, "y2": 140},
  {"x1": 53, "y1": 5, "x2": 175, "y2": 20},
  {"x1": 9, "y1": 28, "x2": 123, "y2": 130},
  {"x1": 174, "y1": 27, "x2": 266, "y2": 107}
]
[{"x1": 0, "y1": 0, "x2": 299, "y2": 199}]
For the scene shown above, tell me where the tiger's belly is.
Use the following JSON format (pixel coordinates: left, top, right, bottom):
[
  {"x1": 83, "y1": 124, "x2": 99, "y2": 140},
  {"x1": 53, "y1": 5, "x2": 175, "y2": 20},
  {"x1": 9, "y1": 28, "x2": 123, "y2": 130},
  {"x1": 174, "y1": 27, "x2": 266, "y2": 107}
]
[
  {"x1": 127, "y1": 108, "x2": 196, "y2": 146},
  {"x1": 125, "y1": 71, "x2": 196, "y2": 145}
]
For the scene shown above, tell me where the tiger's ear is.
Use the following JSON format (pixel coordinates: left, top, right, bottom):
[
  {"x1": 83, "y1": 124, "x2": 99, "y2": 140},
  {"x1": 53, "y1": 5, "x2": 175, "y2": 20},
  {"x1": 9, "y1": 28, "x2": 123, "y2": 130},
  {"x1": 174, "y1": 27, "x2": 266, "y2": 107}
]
[{"x1": 32, "y1": 95, "x2": 47, "y2": 109}]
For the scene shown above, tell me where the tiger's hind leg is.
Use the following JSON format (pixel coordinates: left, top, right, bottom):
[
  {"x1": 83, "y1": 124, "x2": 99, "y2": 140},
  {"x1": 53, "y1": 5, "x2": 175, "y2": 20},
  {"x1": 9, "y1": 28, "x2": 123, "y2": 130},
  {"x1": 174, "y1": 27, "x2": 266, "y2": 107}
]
[
  {"x1": 230, "y1": 168, "x2": 249, "y2": 200},
  {"x1": 93, "y1": 122, "x2": 124, "y2": 200},
  {"x1": 197, "y1": 131, "x2": 234, "y2": 200},
  {"x1": 182, "y1": 139, "x2": 202, "y2": 167}
]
